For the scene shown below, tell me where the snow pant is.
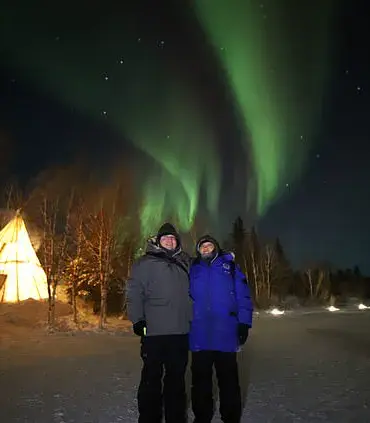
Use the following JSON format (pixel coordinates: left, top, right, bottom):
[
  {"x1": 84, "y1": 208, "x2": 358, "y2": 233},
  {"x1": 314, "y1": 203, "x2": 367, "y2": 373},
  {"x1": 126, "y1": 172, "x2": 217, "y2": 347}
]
[
  {"x1": 137, "y1": 334, "x2": 189, "y2": 423},
  {"x1": 191, "y1": 351, "x2": 242, "y2": 423}
]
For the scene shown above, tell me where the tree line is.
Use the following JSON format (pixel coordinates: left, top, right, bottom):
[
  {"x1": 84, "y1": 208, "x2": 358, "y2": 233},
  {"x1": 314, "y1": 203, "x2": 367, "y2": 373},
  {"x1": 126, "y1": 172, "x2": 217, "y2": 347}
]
[
  {"x1": 1, "y1": 165, "x2": 369, "y2": 330},
  {"x1": 2, "y1": 164, "x2": 138, "y2": 330},
  {"x1": 228, "y1": 217, "x2": 370, "y2": 309}
]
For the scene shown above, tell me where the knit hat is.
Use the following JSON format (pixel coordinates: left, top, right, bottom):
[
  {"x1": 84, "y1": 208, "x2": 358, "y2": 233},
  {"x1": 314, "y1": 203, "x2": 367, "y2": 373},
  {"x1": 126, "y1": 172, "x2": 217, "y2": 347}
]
[
  {"x1": 196, "y1": 235, "x2": 220, "y2": 256},
  {"x1": 156, "y1": 222, "x2": 180, "y2": 245}
]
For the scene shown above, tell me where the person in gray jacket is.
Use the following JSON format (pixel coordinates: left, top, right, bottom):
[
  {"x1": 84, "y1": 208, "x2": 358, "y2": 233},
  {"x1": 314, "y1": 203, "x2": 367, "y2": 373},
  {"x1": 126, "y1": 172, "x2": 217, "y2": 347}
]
[{"x1": 127, "y1": 222, "x2": 191, "y2": 423}]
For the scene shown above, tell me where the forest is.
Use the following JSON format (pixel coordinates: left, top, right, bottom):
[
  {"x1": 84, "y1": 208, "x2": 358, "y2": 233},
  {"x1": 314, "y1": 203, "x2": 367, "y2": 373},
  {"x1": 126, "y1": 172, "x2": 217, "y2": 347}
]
[{"x1": 1, "y1": 163, "x2": 369, "y2": 330}]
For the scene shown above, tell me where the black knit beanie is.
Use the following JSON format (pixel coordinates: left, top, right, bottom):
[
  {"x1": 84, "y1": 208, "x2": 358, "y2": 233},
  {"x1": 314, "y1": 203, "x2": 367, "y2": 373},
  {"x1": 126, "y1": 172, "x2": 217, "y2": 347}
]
[{"x1": 156, "y1": 222, "x2": 180, "y2": 245}]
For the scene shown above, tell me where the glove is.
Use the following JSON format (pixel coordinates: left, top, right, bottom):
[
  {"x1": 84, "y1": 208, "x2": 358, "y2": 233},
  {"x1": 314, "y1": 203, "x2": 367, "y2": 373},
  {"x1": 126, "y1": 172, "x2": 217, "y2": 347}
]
[
  {"x1": 238, "y1": 323, "x2": 249, "y2": 346},
  {"x1": 133, "y1": 320, "x2": 147, "y2": 337}
]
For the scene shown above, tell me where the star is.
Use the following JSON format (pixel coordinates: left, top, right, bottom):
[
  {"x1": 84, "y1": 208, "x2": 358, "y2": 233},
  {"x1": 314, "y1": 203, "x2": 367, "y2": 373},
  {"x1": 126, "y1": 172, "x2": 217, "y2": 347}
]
[
  {"x1": 356, "y1": 86, "x2": 362, "y2": 92},
  {"x1": 102, "y1": 73, "x2": 109, "y2": 81},
  {"x1": 118, "y1": 59, "x2": 124, "y2": 65},
  {"x1": 157, "y1": 40, "x2": 165, "y2": 48},
  {"x1": 101, "y1": 110, "x2": 108, "y2": 116}
]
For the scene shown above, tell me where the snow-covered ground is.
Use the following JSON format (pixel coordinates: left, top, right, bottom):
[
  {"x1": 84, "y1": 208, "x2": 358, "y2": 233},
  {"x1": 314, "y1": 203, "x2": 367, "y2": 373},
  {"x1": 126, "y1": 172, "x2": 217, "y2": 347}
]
[{"x1": 0, "y1": 305, "x2": 370, "y2": 422}]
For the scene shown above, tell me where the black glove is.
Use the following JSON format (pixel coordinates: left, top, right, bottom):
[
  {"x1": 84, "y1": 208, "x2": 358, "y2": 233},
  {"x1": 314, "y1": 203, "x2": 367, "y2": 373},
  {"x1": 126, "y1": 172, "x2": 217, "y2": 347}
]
[
  {"x1": 238, "y1": 323, "x2": 249, "y2": 346},
  {"x1": 133, "y1": 320, "x2": 147, "y2": 337}
]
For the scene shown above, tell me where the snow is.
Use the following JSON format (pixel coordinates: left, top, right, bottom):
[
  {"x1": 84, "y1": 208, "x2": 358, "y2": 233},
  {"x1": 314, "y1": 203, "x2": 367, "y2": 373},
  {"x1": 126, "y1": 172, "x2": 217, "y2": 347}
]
[{"x1": 0, "y1": 302, "x2": 370, "y2": 422}]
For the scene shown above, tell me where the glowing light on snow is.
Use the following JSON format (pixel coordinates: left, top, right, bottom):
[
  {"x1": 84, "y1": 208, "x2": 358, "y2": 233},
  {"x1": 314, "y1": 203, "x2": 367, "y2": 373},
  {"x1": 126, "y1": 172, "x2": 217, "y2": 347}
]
[
  {"x1": 268, "y1": 308, "x2": 285, "y2": 316},
  {"x1": 327, "y1": 305, "x2": 340, "y2": 312},
  {"x1": 358, "y1": 303, "x2": 369, "y2": 310}
]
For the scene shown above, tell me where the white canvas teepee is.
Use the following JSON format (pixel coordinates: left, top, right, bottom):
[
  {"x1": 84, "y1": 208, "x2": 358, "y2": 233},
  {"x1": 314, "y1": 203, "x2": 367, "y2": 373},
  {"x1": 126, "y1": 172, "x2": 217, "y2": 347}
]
[{"x1": 0, "y1": 212, "x2": 48, "y2": 303}]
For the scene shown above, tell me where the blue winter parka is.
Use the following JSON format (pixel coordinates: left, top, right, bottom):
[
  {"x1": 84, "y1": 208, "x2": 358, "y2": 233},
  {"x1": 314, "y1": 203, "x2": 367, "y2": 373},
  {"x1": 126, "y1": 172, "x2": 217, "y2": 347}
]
[{"x1": 189, "y1": 252, "x2": 253, "y2": 352}]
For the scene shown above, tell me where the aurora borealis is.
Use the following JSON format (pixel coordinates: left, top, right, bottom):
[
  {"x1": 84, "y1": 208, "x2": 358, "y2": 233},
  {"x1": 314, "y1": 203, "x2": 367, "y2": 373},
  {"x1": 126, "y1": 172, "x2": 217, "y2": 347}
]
[
  {"x1": 1, "y1": 1, "x2": 370, "y2": 270},
  {"x1": 195, "y1": 0, "x2": 333, "y2": 215},
  {"x1": 0, "y1": 1, "x2": 333, "y2": 232},
  {"x1": 0, "y1": 3, "x2": 222, "y2": 234}
]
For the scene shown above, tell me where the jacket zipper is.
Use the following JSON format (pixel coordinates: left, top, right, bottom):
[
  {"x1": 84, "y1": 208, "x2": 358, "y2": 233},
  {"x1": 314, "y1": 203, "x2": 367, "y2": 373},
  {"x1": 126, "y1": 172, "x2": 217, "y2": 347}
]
[
  {"x1": 206, "y1": 254, "x2": 218, "y2": 349},
  {"x1": 207, "y1": 260, "x2": 212, "y2": 348}
]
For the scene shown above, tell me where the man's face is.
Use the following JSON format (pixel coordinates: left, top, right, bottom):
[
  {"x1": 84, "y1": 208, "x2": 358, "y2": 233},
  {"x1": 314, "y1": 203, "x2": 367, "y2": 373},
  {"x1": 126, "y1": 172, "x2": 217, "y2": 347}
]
[
  {"x1": 199, "y1": 241, "x2": 215, "y2": 256},
  {"x1": 159, "y1": 234, "x2": 178, "y2": 250}
]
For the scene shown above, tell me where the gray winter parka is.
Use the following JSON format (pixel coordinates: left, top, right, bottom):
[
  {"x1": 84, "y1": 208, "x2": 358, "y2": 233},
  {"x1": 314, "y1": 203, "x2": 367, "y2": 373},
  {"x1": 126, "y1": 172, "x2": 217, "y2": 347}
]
[{"x1": 127, "y1": 239, "x2": 192, "y2": 336}]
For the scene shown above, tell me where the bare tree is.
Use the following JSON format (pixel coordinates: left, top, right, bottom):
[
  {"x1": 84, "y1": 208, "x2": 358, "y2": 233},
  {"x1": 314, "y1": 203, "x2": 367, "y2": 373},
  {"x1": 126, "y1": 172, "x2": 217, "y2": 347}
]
[
  {"x1": 83, "y1": 184, "x2": 127, "y2": 329},
  {"x1": 111, "y1": 235, "x2": 137, "y2": 315},
  {"x1": 303, "y1": 262, "x2": 331, "y2": 302},
  {"x1": 305, "y1": 268, "x2": 314, "y2": 298},
  {"x1": 40, "y1": 192, "x2": 72, "y2": 330},
  {"x1": 262, "y1": 243, "x2": 275, "y2": 301},
  {"x1": 66, "y1": 191, "x2": 86, "y2": 324},
  {"x1": 314, "y1": 263, "x2": 331, "y2": 299},
  {"x1": 248, "y1": 227, "x2": 262, "y2": 304}
]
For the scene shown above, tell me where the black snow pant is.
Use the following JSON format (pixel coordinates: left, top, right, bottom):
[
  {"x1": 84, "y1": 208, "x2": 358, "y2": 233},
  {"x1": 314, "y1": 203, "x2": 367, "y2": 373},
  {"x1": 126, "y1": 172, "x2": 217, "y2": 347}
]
[
  {"x1": 137, "y1": 334, "x2": 189, "y2": 423},
  {"x1": 191, "y1": 351, "x2": 242, "y2": 423}
]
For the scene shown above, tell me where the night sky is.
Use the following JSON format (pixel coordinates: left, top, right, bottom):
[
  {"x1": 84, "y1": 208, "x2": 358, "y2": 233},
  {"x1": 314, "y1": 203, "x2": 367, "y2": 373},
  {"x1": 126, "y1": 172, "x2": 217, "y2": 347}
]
[{"x1": 0, "y1": 1, "x2": 369, "y2": 272}]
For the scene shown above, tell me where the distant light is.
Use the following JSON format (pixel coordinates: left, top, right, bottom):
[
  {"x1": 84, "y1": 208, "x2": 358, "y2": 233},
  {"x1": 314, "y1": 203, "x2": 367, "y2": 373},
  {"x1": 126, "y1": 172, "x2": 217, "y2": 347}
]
[
  {"x1": 327, "y1": 305, "x2": 340, "y2": 312},
  {"x1": 358, "y1": 303, "x2": 369, "y2": 310},
  {"x1": 269, "y1": 308, "x2": 285, "y2": 316}
]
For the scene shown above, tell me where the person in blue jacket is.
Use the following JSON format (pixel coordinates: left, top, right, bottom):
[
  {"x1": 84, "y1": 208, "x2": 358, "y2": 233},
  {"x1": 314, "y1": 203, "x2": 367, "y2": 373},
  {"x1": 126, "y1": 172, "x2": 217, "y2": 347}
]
[{"x1": 189, "y1": 235, "x2": 253, "y2": 423}]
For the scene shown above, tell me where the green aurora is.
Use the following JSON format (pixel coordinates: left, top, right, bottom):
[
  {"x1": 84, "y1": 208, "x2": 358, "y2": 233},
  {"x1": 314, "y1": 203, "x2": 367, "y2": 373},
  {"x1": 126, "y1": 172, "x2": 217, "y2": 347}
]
[
  {"x1": 0, "y1": 6, "x2": 221, "y2": 235},
  {"x1": 195, "y1": 0, "x2": 334, "y2": 215},
  {"x1": 1, "y1": 2, "x2": 334, "y2": 236}
]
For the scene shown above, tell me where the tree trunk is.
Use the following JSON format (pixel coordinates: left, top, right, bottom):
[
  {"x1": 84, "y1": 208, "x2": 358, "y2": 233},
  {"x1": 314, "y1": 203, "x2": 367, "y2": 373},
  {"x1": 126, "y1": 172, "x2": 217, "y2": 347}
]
[
  {"x1": 266, "y1": 265, "x2": 271, "y2": 300},
  {"x1": 47, "y1": 280, "x2": 53, "y2": 330},
  {"x1": 315, "y1": 269, "x2": 325, "y2": 298},
  {"x1": 306, "y1": 269, "x2": 314, "y2": 298},
  {"x1": 72, "y1": 277, "x2": 78, "y2": 324},
  {"x1": 243, "y1": 255, "x2": 249, "y2": 281},
  {"x1": 51, "y1": 281, "x2": 57, "y2": 327},
  {"x1": 72, "y1": 218, "x2": 83, "y2": 325},
  {"x1": 251, "y1": 250, "x2": 259, "y2": 301},
  {"x1": 47, "y1": 277, "x2": 56, "y2": 331},
  {"x1": 122, "y1": 244, "x2": 133, "y2": 315},
  {"x1": 99, "y1": 276, "x2": 107, "y2": 329}
]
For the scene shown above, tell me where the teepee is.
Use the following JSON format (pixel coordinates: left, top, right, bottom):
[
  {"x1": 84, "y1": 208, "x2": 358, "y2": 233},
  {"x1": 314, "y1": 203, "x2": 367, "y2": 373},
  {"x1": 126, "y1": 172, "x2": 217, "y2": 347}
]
[{"x1": 0, "y1": 212, "x2": 48, "y2": 303}]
